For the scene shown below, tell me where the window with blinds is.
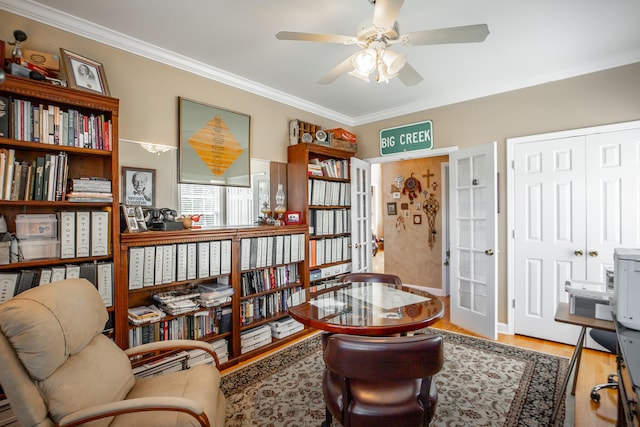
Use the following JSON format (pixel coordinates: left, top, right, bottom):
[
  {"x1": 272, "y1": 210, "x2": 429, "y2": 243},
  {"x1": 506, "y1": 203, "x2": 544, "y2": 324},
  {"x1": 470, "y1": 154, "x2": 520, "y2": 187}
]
[{"x1": 179, "y1": 184, "x2": 253, "y2": 227}]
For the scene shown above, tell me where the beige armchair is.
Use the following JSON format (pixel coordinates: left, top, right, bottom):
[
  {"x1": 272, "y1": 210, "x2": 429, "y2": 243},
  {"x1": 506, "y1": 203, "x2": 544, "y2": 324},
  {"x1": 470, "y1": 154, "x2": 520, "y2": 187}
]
[{"x1": 0, "y1": 278, "x2": 226, "y2": 427}]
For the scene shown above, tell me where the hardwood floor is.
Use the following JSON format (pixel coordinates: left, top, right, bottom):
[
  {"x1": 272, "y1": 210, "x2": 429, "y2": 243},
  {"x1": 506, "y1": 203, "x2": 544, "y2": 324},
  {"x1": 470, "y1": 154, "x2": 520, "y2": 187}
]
[{"x1": 371, "y1": 248, "x2": 618, "y2": 426}]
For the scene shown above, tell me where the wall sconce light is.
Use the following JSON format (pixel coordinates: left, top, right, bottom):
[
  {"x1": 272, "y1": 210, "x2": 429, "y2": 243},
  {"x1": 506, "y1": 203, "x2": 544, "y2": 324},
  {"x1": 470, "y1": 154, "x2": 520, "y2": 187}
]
[{"x1": 121, "y1": 139, "x2": 177, "y2": 155}]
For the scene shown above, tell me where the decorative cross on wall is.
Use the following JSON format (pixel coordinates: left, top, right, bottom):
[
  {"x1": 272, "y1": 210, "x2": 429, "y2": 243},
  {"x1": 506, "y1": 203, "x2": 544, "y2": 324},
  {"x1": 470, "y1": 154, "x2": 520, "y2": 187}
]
[{"x1": 422, "y1": 169, "x2": 435, "y2": 187}]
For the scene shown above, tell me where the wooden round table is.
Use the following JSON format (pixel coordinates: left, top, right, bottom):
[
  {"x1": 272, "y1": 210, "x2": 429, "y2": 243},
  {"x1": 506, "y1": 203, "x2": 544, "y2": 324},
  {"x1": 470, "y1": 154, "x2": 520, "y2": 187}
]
[{"x1": 287, "y1": 281, "x2": 444, "y2": 336}]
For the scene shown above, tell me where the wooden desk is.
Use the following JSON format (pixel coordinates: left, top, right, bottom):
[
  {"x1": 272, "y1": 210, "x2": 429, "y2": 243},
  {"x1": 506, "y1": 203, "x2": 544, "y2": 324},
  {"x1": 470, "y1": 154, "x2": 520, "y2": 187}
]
[
  {"x1": 287, "y1": 281, "x2": 444, "y2": 336},
  {"x1": 551, "y1": 302, "x2": 616, "y2": 423}
]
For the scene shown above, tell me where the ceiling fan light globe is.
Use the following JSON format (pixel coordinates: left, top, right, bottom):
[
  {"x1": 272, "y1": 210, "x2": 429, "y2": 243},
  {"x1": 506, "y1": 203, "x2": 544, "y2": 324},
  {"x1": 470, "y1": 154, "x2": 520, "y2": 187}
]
[
  {"x1": 352, "y1": 49, "x2": 377, "y2": 74},
  {"x1": 376, "y1": 63, "x2": 398, "y2": 83},
  {"x1": 381, "y1": 49, "x2": 407, "y2": 75},
  {"x1": 349, "y1": 69, "x2": 371, "y2": 82}
]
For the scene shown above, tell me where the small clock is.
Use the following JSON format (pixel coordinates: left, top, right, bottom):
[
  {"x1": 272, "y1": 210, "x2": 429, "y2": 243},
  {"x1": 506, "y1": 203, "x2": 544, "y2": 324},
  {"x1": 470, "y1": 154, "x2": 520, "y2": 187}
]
[
  {"x1": 302, "y1": 132, "x2": 313, "y2": 143},
  {"x1": 315, "y1": 130, "x2": 327, "y2": 142}
]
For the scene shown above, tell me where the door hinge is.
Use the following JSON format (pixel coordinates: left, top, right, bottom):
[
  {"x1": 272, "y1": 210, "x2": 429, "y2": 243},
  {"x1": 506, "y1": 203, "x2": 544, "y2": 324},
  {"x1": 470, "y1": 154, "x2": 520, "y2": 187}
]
[
  {"x1": 512, "y1": 299, "x2": 516, "y2": 309},
  {"x1": 511, "y1": 160, "x2": 515, "y2": 170}
]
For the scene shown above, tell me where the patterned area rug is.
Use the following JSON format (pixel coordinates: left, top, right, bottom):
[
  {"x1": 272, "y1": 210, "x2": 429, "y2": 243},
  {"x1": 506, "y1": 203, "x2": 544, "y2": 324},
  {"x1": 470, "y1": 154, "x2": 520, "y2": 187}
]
[{"x1": 221, "y1": 329, "x2": 569, "y2": 426}]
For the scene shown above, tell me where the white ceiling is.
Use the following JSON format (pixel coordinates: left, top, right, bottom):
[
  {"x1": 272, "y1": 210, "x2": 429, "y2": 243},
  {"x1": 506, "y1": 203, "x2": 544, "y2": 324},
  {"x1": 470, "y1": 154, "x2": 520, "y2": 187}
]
[{"x1": 4, "y1": 0, "x2": 640, "y2": 125}]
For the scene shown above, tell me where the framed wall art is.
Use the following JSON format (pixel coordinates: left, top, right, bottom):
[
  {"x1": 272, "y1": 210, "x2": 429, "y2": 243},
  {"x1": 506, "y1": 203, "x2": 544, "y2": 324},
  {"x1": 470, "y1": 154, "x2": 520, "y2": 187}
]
[
  {"x1": 60, "y1": 48, "x2": 110, "y2": 96},
  {"x1": 122, "y1": 167, "x2": 155, "y2": 207},
  {"x1": 387, "y1": 202, "x2": 397, "y2": 216},
  {"x1": 178, "y1": 97, "x2": 251, "y2": 187}
]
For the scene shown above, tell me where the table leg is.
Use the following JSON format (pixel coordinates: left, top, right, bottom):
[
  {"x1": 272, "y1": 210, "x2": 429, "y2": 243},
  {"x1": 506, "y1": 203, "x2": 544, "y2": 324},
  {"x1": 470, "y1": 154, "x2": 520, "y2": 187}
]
[{"x1": 551, "y1": 326, "x2": 587, "y2": 423}]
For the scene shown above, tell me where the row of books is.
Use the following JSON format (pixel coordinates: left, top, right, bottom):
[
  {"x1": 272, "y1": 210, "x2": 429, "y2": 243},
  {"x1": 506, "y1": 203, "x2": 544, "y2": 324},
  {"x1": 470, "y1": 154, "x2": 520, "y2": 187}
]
[
  {"x1": 309, "y1": 208, "x2": 351, "y2": 236},
  {"x1": 128, "y1": 240, "x2": 232, "y2": 289},
  {"x1": 0, "y1": 149, "x2": 68, "y2": 202},
  {"x1": 1, "y1": 96, "x2": 113, "y2": 151},
  {"x1": 239, "y1": 234, "x2": 305, "y2": 271},
  {"x1": 0, "y1": 261, "x2": 114, "y2": 307},
  {"x1": 240, "y1": 264, "x2": 299, "y2": 297},
  {"x1": 128, "y1": 306, "x2": 231, "y2": 347},
  {"x1": 309, "y1": 157, "x2": 349, "y2": 179},
  {"x1": 308, "y1": 179, "x2": 351, "y2": 207},
  {"x1": 240, "y1": 287, "x2": 300, "y2": 326},
  {"x1": 309, "y1": 236, "x2": 352, "y2": 268}
]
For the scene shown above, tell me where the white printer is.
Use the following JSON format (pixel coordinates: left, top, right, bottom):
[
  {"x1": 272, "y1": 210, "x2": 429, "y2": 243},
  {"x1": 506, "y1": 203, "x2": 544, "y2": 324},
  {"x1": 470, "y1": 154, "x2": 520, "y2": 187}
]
[{"x1": 612, "y1": 248, "x2": 640, "y2": 331}]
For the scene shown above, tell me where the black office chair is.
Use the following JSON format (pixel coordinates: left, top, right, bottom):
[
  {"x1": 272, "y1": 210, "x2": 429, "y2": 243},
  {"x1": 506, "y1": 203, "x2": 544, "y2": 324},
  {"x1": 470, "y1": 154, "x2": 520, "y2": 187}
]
[{"x1": 589, "y1": 329, "x2": 618, "y2": 402}]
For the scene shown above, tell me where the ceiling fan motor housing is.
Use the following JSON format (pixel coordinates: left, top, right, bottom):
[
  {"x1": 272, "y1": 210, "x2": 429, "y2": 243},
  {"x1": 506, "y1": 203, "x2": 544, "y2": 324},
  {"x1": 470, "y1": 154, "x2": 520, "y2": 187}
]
[{"x1": 356, "y1": 19, "x2": 399, "y2": 46}]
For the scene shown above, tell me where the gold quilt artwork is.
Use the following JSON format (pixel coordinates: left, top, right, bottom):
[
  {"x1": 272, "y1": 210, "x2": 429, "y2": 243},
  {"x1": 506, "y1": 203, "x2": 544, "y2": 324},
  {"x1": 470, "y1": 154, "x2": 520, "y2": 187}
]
[{"x1": 188, "y1": 115, "x2": 244, "y2": 176}]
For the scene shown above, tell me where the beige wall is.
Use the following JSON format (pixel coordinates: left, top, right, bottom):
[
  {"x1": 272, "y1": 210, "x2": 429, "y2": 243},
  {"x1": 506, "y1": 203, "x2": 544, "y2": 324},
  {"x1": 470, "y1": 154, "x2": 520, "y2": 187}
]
[
  {"x1": 356, "y1": 63, "x2": 640, "y2": 322},
  {"x1": 381, "y1": 156, "x2": 447, "y2": 289},
  {"x1": 0, "y1": 11, "x2": 349, "y2": 208},
  {"x1": 4, "y1": 10, "x2": 640, "y2": 324}
]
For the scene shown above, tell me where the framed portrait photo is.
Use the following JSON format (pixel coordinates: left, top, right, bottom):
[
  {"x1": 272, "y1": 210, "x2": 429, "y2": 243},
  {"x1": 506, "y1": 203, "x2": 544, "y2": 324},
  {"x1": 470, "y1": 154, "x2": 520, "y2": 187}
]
[
  {"x1": 122, "y1": 167, "x2": 155, "y2": 207},
  {"x1": 60, "y1": 48, "x2": 110, "y2": 96},
  {"x1": 387, "y1": 202, "x2": 397, "y2": 216}
]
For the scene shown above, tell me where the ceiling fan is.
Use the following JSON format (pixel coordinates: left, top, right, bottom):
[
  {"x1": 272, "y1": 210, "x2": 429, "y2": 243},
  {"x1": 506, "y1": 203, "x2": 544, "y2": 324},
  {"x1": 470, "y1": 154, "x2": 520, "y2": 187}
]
[{"x1": 276, "y1": 0, "x2": 489, "y2": 86}]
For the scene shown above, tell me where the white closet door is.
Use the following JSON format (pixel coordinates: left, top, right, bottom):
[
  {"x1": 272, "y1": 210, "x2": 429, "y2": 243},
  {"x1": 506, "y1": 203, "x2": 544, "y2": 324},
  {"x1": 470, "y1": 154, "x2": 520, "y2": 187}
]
[
  {"x1": 513, "y1": 136, "x2": 586, "y2": 344},
  {"x1": 513, "y1": 125, "x2": 640, "y2": 344},
  {"x1": 585, "y1": 128, "x2": 640, "y2": 281}
]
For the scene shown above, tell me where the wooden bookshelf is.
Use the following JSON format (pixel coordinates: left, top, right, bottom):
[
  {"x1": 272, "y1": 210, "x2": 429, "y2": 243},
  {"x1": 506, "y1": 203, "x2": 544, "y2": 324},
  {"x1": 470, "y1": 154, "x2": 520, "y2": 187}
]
[
  {"x1": 0, "y1": 73, "x2": 120, "y2": 329},
  {"x1": 287, "y1": 143, "x2": 354, "y2": 290},
  {"x1": 116, "y1": 225, "x2": 309, "y2": 368}
]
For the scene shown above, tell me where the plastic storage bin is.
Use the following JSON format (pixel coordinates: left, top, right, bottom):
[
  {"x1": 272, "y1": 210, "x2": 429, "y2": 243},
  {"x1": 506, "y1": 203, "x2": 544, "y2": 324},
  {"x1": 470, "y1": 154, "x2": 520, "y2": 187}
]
[
  {"x1": 18, "y1": 240, "x2": 60, "y2": 260},
  {"x1": 15, "y1": 214, "x2": 58, "y2": 240}
]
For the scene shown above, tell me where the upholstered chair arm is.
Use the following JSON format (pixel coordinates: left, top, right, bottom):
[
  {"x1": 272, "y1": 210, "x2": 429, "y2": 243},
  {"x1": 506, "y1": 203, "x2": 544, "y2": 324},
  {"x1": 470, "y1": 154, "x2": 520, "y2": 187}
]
[
  {"x1": 57, "y1": 396, "x2": 210, "y2": 427},
  {"x1": 124, "y1": 339, "x2": 221, "y2": 368}
]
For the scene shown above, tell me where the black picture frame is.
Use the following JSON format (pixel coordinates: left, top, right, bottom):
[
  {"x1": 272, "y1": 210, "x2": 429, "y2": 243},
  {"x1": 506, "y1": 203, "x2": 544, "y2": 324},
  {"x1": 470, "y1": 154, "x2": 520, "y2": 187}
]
[{"x1": 122, "y1": 167, "x2": 155, "y2": 207}]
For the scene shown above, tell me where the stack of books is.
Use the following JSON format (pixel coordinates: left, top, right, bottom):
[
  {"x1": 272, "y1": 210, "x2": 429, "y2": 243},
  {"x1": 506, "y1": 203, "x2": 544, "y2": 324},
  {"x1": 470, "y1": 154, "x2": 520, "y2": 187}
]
[
  {"x1": 240, "y1": 324, "x2": 272, "y2": 354},
  {"x1": 162, "y1": 299, "x2": 199, "y2": 316},
  {"x1": 186, "y1": 338, "x2": 229, "y2": 367},
  {"x1": 268, "y1": 317, "x2": 304, "y2": 339},
  {"x1": 66, "y1": 177, "x2": 113, "y2": 202},
  {"x1": 196, "y1": 282, "x2": 235, "y2": 308},
  {"x1": 128, "y1": 304, "x2": 165, "y2": 325}
]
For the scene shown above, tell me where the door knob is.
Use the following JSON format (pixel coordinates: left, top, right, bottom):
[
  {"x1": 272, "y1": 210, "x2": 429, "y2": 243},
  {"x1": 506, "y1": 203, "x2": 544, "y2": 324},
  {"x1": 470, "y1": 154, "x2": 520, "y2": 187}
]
[
  {"x1": 485, "y1": 249, "x2": 494, "y2": 256},
  {"x1": 352, "y1": 243, "x2": 361, "y2": 249},
  {"x1": 589, "y1": 250, "x2": 599, "y2": 257},
  {"x1": 574, "y1": 250, "x2": 583, "y2": 257}
]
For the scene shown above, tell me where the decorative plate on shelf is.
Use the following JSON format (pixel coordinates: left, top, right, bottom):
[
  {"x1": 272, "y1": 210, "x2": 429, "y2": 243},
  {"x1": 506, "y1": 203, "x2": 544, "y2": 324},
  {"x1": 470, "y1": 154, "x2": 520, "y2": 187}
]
[{"x1": 302, "y1": 132, "x2": 313, "y2": 143}]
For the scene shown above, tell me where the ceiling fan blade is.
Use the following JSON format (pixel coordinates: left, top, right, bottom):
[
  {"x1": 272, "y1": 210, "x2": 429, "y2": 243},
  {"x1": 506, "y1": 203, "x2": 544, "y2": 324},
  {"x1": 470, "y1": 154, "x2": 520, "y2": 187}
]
[
  {"x1": 276, "y1": 31, "x2": 356, "y2": 45},
  {"x1": 397, "y1": 62, "x2": 423, "y2": 86},
  {"x1": 318, "y1": 54, "x2": 356, "y2": 84},
  {"x1": 402, "y1": 24, "x2": 490, "y2": 46},
  {"x1": 372, "y1": 0, "x2": 404, "y2": 29}
]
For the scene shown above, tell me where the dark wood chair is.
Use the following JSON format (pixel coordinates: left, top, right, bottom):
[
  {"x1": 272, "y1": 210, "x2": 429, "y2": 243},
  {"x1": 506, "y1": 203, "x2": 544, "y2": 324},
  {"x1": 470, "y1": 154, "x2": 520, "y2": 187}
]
[
  {"x1": 340, "y1": 272, "x2": 403, "y2": 286},
  {"x1": 322, "y1": 333, "x2": 443, "y2": 427}
]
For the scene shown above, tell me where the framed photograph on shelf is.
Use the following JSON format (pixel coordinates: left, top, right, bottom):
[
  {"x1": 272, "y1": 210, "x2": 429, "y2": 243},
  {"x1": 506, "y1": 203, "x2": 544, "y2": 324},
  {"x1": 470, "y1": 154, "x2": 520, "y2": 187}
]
[
  {"x1": 60, "y1": 48, "x2": 110, "y2": 96},
  {"x1": 387, "y1": 202, "x2": 397, "y2": 216},
  {"x1": 122, "y1": 205, "x2": 147, "y2": 232},
  {"x1": 122, "y1": 167, "x2": 155, "y2": 207},
  {"x1": 179, "y1": 97, "x2": 251, "y2": 188}
]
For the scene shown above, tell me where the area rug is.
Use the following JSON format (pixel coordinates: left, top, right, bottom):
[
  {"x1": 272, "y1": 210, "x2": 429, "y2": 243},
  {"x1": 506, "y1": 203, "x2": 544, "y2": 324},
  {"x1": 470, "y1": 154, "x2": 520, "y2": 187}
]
[{"x1": 221, "y1": 329, "x2": 569, "y2": 426}]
